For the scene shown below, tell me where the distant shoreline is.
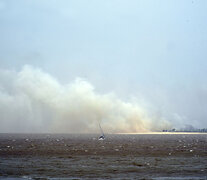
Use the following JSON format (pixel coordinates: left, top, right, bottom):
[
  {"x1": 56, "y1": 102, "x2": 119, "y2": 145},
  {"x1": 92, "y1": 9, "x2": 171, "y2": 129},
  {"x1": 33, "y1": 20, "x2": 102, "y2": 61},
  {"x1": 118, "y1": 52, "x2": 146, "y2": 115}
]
[
  {"x1": 116, "y1": 132, "x2": 207, "y2": 134},
  {"x1": 0, "y1": 132, "x2": 207, "y2": 135}
]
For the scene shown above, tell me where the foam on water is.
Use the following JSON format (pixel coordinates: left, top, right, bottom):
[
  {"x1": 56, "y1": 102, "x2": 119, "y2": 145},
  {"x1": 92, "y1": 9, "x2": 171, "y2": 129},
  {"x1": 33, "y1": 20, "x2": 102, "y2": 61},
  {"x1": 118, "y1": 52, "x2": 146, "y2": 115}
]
[{"x1": 0, "y1": 134, "x2": 207, "y2": 179}]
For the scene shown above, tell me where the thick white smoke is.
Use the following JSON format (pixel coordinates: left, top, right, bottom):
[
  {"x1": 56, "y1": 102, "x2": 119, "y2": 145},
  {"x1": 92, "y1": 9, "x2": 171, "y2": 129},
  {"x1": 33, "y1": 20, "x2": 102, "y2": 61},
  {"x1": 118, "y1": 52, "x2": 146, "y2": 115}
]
[{"x1": 0, "y1": 65, "x2": 171, "y2": 133}]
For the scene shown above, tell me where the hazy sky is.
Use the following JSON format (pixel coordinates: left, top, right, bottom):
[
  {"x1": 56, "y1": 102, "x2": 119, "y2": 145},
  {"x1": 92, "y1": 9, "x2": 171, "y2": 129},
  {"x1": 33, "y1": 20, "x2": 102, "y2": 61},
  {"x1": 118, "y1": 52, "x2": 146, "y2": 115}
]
[{"x1": 0, "y1": 0, "x2": 207, "y2": 132}]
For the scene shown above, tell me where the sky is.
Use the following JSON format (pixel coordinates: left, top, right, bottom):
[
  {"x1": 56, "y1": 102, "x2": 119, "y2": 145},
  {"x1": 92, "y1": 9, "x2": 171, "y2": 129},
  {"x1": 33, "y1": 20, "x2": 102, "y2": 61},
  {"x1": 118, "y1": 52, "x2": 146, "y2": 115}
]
[{"x1": 0, "y1": 0, "x2": 207, "y2": 133}]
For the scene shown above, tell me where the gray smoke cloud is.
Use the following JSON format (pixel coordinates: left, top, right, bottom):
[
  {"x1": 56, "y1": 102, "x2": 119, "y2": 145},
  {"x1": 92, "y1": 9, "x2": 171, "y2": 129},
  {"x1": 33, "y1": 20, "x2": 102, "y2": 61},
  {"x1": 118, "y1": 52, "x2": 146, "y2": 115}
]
[{"x1": 0, "y1": 65, "x2": 171, "y2": 133}]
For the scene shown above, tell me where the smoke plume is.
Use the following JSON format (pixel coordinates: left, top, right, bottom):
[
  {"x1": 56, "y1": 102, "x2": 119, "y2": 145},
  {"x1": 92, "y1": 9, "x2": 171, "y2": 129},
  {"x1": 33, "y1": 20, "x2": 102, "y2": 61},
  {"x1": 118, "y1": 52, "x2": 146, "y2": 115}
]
[{"x1": 0, "y1": 65, "x2": 171, "y2": 133}]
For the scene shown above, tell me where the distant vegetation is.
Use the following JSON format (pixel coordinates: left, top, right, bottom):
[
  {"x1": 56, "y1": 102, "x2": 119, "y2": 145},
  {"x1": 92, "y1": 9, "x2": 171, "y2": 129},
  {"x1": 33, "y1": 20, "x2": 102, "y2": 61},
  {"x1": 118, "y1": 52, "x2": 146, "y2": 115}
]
[{"x1": 162, "y1": 125, "x2": 207, "y2": 132}]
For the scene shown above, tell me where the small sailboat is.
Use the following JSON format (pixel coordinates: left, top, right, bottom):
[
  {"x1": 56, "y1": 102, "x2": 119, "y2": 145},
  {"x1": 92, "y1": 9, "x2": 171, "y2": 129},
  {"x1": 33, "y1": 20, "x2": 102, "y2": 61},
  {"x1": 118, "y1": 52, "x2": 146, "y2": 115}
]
[{"x1": 98, "y1": 121, "x2": 105, "y2": 140}]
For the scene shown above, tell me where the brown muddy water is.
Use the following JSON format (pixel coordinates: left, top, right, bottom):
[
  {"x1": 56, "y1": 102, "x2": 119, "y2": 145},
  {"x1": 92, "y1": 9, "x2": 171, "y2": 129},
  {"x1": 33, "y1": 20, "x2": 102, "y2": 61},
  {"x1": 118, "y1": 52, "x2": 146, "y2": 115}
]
[{"x1": 0, "y1": 133, "x2": 207, "y2": 180}]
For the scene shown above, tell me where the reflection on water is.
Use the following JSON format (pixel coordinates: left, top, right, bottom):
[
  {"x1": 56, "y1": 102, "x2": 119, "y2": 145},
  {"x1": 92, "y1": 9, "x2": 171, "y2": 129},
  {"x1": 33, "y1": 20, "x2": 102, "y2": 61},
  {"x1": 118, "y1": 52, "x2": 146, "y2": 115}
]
[{"x1": 0, "y1": 133, "x2": 207, "y2": 179}]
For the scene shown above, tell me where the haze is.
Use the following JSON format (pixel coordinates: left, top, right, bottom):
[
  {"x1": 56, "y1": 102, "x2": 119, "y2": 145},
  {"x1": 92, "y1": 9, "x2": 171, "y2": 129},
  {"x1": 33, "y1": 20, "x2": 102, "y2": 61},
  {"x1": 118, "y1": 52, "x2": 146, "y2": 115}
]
[{"x1": 0, "y1": 0, "x2": 207, "y2": 133}]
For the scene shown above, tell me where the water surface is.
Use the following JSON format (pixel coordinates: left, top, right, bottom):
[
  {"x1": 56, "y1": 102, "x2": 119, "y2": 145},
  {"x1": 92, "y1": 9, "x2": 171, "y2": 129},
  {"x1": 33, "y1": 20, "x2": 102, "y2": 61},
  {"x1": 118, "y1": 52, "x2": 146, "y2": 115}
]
[{"x1": 0, "y1": 133, "x2": 206, "y2": 179}]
